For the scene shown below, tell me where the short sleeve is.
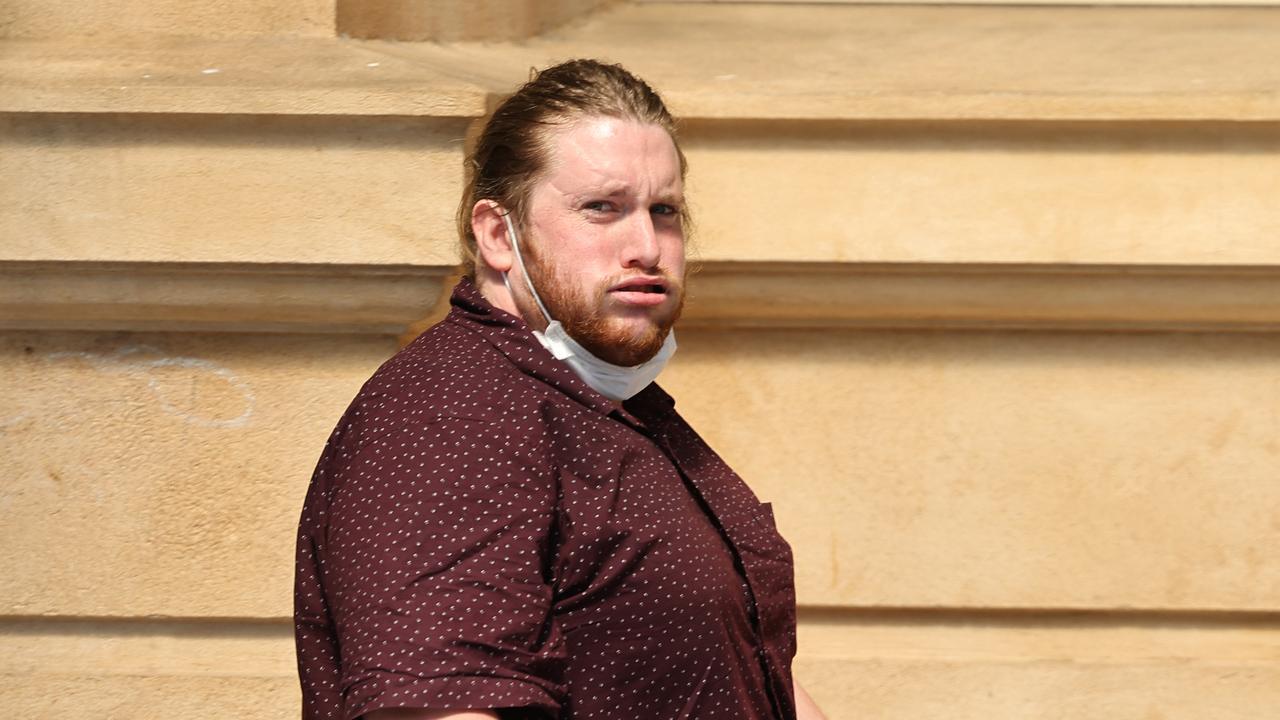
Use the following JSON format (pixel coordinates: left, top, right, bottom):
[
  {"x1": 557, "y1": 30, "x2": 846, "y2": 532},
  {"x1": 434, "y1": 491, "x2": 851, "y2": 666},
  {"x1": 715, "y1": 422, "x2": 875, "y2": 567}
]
[{"x1": 318, "y1": 418, "x2": 566, "y2": 720}]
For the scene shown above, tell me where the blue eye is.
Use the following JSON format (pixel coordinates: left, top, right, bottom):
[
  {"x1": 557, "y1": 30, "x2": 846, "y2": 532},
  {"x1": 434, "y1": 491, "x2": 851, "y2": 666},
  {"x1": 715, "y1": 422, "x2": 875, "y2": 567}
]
[
  {"x1": 584, "y1": 200, "x2": 613, "y2": 212},
  {"x1": 651, "y1": 204, "x2": 679, "y2": 216}
]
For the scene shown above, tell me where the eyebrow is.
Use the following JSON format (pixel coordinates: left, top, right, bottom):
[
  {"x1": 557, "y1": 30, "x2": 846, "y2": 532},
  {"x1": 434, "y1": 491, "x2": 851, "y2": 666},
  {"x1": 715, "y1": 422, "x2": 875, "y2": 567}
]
[{"x1": 573, "y1": 184, "x2": 684, "y2": 205}]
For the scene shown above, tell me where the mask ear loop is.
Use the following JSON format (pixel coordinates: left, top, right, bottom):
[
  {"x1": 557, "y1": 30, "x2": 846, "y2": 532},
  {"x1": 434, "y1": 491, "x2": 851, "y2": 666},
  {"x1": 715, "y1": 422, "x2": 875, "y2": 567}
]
[{"x1": 502, "y1": 212, "x2": 555, "y2": 326}]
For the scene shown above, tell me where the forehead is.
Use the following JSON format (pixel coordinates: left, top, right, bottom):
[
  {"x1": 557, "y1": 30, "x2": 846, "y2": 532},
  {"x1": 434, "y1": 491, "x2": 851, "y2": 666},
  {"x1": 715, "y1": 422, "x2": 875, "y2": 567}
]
[{"x1": 538, "y1": 117, "x2": 683, "y2": 196}]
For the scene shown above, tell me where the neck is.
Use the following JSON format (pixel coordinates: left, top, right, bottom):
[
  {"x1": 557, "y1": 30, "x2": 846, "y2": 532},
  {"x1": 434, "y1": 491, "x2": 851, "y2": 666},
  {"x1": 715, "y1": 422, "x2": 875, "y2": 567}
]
[{"x1": 474, "y1": 265, "x2": 528, "y2": 324}]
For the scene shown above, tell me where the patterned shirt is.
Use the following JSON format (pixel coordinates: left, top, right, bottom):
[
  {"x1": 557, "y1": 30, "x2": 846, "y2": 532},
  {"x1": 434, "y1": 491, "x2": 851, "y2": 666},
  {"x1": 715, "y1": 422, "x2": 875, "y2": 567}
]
[{"x1": 294, "y1": 279, "x2": 797, "y2": 720}]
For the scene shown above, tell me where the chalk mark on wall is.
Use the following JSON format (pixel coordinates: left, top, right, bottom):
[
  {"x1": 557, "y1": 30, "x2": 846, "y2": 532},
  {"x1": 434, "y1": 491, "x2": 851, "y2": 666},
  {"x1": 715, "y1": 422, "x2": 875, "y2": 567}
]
[{"x1": 34, "y1": 344, "x2": 256, "y2": 428}]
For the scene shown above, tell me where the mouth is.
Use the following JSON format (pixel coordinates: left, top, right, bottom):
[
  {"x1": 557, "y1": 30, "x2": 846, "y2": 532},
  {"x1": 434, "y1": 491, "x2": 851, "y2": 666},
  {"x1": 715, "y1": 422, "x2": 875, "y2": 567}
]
[
  {"x1": 611, "y1": 277, "x2": 667, "y2": 293},
  {"x1": 609, "y1": 277, "x2": 671, "y2": 306}
]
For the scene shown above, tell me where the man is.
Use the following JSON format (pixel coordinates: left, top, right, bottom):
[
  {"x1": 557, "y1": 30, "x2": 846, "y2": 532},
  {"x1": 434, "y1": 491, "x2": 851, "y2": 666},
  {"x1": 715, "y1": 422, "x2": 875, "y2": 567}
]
[{"x1": 295, "y1": 59, "x2": 826, "y2": 720}]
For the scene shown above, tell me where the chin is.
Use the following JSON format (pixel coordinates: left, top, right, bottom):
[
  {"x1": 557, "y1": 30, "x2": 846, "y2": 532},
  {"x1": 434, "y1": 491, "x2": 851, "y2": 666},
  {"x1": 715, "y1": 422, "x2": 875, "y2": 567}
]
[
  {"x1": 552, "y1": 287, "x2": 683, "y2": 366},
  {"x1": 590, "y1": 321, "x2": 669, "y2": 367}
]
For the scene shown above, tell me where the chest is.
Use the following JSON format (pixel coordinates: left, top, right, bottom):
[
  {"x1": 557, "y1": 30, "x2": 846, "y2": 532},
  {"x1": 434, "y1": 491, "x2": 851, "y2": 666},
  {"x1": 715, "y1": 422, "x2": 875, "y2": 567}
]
[{"x1": 543, "y1": 411, "x2": 751, "y2": 620}]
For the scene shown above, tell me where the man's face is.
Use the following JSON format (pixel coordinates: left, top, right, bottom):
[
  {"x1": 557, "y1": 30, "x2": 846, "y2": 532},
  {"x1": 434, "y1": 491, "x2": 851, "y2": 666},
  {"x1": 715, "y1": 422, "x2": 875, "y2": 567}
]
[{"x1": 517, "y1": 116, "x2": 686, "y2": 367}]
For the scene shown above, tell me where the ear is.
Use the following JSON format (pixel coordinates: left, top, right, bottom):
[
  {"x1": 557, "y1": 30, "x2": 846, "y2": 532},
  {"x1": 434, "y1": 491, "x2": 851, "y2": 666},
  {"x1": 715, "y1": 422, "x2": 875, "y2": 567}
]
[{"x1": 472, "y1": 199, "x2": 515, "y2": 274}]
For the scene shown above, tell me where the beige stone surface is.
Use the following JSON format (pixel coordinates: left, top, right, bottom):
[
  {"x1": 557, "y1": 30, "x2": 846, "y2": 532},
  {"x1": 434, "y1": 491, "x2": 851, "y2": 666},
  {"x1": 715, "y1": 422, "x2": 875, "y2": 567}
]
[
  {"x1": 648, "y1": 0, "x2": 1280, "y2": 5},
  {"x1": 0, "y1": 331, "x2": 397, "y2": 617},
  {"x1": 795, "y1": 656, "x2": 1280, "y2": 720},
  {"x1": 795, "y1": 607, "x2": 1280, "y2": 666},
  {"x1": 679, "y1": 120, "x2": 1280, "y2": 264},
  {"x1": 6, "y1": 6, "x2": 1280, "y2": 120},
  {"x1": 0, "y1": 0, "x2": 334, "y2": 39},
  {"x1": 4, "y1": 614, "x2": 1277, "y2": 719},
  {"x1": 794, "y1": 608, "x2": 1280, "y2": 718},
  {"x1": 0, "y1": 675, "x2": 297, "y2": 720},
  {"x1": 661, "y1": 328, "x2": 1280, "y2": 610},
  {"x1": 682, "y1": 262, "x2": 1280, "y2": 332},
  {"x1": 6, "y1": 114, "x2": 1278, "y2": 268},
  {"x1": 0, "y1": 113, "x2": 468, "y2": 265},
  {"x1": 4, "y1": 3, "x2": 1279, "y2": 717},
  {"x1": 0, "y1": 261, "x2": 451, "y2": 335},
  {"x1": 9, "y1": 260, "x2": 1280, "y2": 340},
  {"x1": 0, "y1": 37, "x2": 490, "y2": 116},
  {"x1": 4, "y1": 326, "x2": 1278, "y2": 617},
  {"x1": 502, "y1": 4, "x2": 1280, "y2": 121},
  {"x1": 3, "y1": 619, "x2": 294, "y2": 678},
  {"x1": 338, "y1": 0, "x2": 617, "y2": 42}
]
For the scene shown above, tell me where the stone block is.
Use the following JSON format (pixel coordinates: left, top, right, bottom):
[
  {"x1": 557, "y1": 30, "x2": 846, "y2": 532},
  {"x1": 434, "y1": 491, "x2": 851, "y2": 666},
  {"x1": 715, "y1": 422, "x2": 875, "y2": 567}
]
[
  {"x1": 0, "y1": 113, "x2": 469, "y2": 265},
  {"x1": 0, "y1": 676, "x2": 297, "y2": 720},
  {"x1": 662, "y1": 328, "x2": 1280, "y2": 610},
  {"x1": 680, "y1": 120, "x2": 1280, "y2": 264},
  {"x1": 0, "y1": 0, "x2": 334, "y2": 39},
  {"x1": 796, "y1": 656, "x2": 1280, "y2": 720},
  {"x1": 0, "y1": 331, "x2": 398, "y2": 617},
  {"x1": 337, "y1": 0, "x2": 617, "y2": 42},
  {"x1": 792, "y1": 607, "x2": 1280, "y2": 718},
  {"x1": 4, "y1": 614, "x2": 1277, "y2": 719}
]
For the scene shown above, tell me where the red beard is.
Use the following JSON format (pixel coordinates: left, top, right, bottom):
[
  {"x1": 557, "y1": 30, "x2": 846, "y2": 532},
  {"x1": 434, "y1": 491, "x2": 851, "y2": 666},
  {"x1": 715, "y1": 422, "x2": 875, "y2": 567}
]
[{"x1": 519, "y1": 243, "x2": 685, "y2": 367}]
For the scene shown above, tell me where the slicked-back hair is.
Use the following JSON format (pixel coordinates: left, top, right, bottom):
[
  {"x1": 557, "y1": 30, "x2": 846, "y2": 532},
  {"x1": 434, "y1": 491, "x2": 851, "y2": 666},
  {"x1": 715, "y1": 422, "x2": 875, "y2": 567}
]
[{"x1": 457, "y1": 58, "x2": 687, "y2": 278}]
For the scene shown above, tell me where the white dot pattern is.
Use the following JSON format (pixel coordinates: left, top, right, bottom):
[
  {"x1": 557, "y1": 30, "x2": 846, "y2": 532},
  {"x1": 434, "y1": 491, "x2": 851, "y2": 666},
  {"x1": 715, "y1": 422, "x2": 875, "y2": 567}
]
[{"x1": 294, "y1": 279, "x2": 798, "y2": 720}]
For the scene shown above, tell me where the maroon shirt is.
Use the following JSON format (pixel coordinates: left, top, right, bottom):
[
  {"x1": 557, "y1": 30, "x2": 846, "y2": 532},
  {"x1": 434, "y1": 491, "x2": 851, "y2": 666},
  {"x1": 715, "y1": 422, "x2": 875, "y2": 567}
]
[{"x1": 295, "y1": 279, "x2": 797, "y2": 720}]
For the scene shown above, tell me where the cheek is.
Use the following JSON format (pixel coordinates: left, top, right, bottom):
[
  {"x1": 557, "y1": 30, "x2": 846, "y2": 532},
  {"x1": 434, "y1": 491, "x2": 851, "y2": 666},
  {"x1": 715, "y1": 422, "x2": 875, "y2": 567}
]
[
  {"x1": 661, "y1": 235, "x2": 686, "y2": 272},
  {"x1": 533, "y1": 217, "x2": 594, "y2": 263}
]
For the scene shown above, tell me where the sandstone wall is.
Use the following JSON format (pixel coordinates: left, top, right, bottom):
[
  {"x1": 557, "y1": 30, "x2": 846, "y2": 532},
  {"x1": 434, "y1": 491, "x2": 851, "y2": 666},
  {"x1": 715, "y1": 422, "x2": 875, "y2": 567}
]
[{"x1": 2, "y1": 2, "x2": 1278, "y2": 718}]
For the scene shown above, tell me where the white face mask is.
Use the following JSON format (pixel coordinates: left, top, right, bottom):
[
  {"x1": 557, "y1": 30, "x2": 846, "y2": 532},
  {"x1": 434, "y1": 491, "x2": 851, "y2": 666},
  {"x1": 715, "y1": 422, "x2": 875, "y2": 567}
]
[{"x1": 501, "y1": 213, "x2": 676, "y2": 402}]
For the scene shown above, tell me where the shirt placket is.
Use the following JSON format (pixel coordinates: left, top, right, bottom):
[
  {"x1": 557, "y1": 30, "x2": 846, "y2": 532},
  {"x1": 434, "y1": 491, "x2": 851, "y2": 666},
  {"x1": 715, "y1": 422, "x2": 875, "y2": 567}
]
[{"x1": 614, "y1": 409, "x2": 794, "y2": 720}]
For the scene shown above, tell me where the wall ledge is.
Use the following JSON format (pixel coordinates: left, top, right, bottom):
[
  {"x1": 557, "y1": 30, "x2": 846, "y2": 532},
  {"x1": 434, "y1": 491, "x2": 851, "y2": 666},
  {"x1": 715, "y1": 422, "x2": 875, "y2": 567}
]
[
  {"x1": 684, "y1": 262, "x2": 1280, "y2": 333},
  {"x1": 4, "y1": 260, "x2": 1280, "y2": 335},
  {"x1": 0, "y1": 261, "x2": 454, "y2": 335}
]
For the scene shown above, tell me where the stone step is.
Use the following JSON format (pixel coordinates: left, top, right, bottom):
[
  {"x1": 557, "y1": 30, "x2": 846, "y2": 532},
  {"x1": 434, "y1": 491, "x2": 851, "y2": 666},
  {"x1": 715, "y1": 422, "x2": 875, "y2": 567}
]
[
  {"x1": 0, "y1": 36, "x2": 489, "y2": 117},
  {"x1": 5, "y1": 5, "x2": 1280, "y2": 121},
  {"x1": 6, "y1": 111, "x2": 1279, "y2": 269},
  {"x1": 0, "y1": 0, "x2": 335, "y2": 40},
  {"x1": 4, "y1": 6, "x2": 1280, "y2": 274},
  {"x1": 3, "y1": 614, "x2": 1277, "y2": 717},
  {"x1": 4, "y1": 4, "x2": 1279, "y2": 329}
]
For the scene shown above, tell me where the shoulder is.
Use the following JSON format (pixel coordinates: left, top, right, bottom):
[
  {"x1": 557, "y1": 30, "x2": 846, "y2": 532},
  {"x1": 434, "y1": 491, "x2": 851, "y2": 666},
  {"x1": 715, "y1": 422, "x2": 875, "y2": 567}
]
[
  {"x1": 310, "y1": 380, "x2": 559, "y2": 519},
  {"x1": 353, "y1": 320, "x2": 546, "y2": 432},
  {"x1": 311, "y1": 319, "x2": 567, "y2": 477}
]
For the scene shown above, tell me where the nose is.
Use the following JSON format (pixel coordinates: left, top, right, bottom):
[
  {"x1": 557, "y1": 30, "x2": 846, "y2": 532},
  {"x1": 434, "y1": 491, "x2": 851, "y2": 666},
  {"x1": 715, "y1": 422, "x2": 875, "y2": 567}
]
[{"x1": 620, "y1": 210, "x2": 661, "y2": 270}]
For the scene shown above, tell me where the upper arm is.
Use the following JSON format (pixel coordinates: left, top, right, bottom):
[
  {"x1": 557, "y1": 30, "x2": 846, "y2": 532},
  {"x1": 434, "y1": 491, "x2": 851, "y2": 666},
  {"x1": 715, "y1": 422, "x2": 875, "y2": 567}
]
[{"x1": 319, "y1": 419, "x2": 566, "y2": 719}]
